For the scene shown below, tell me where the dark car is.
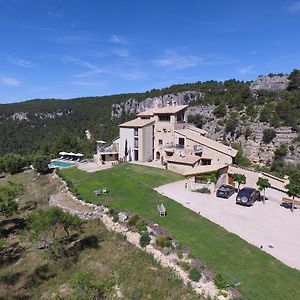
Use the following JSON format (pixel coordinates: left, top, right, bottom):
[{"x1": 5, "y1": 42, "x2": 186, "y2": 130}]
[
  {"x1": 216, "y1": 184, "x2": 236, "y2": 199},
  {"x1": 236, "y1": 187, "x2": 260, "y2": 206}
]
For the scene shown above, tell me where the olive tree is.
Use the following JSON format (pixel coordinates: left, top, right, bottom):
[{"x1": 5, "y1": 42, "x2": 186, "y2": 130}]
[
  {"x1": 232, "y1": 173, "x2": 246, "y2": 192},
  {"x1": 256, "y1": 178, "x2": 271, "y2": 204}
]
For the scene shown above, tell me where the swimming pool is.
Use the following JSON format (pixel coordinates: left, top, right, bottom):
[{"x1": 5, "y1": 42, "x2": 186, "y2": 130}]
[{"x1": 50, "y1": 160, "x2": 75, "y2": 168}]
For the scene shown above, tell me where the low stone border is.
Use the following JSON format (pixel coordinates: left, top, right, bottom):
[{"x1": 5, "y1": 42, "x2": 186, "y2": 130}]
[{"x1": 50, "y1": 172, "x2": 236, "y2": 300}]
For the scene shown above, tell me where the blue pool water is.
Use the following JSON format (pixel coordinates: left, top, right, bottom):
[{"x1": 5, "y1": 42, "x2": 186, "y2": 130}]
[{"x1": 50, "y1": 160, "x2": 74, "y2": 168}]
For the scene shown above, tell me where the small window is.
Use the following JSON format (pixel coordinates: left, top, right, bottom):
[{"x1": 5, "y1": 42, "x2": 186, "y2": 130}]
[
  {"x1": 134, "y1": 128, "x2": 138, "y2": 136},
  {"x1": 158, "y1": 139, "x2": 163, "y2": 145},
  {"x1": 134, "y1": 138, "x2": 138, "y2": 148}
]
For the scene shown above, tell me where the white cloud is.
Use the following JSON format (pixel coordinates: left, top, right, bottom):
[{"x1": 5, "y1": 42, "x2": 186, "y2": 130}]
[
  {"x1": 238, "y1": 66, "x2": 255, "y2": 75},
  {"x1": 152, "y1": 50, "x2": 203, "y2": 70},
  {"x1": 288, "y1": 1, "x2": 300, "y2": 12},
  {"x1": 47, "y1": 11, "x2": 64, "y2": 18},
  {"x1": 10, "y1": 58, "x2": 33, "y2": 68},
  {"x1": 110, "y1": 34, "x2": 127, "y2": 43},
  {"x1": 62, "y1": 56, "x2": 106, "y2": 77},
  {"x1": 0, "y1": 77, "x2": 22, "y2": 87},
  {"x1": 113, "y1": 49, "x2": 130, "y2": 58}
]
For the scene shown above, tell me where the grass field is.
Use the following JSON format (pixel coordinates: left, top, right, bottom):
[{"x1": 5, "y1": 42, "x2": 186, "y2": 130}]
[
  {"x1": 61, "y1": 163, "x2": 300, "y2": 300},
  {"x1": 0, "y1": 171, "x2": 198, "y2": 299}
]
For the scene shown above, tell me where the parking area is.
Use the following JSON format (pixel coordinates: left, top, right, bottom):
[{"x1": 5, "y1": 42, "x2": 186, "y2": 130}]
[{"x1": 155, "y1": 180, "x2": 300, "y2": 271}]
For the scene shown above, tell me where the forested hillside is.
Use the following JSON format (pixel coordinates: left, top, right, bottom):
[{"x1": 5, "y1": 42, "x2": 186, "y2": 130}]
[{"x1": 0, "y1": 69, "x2": 299, "y2": 162}]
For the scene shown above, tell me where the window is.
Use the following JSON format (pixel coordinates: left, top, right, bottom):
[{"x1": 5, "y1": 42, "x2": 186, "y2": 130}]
[
  {"x1": 134, "y1": 138, "x2": 138, "y2": 148},
  {"x1": 178, "y1": 137, "x2": 185, "y2": 146},
  {"x1": 159, "y1": 115, "x2": 170, "y2": 122},
  {"x1": 158, "y1": 139, "x2": 163, "y2": 145},
  {"x1": 134, "y1": 128, "x2": 138, "y2": 136}
]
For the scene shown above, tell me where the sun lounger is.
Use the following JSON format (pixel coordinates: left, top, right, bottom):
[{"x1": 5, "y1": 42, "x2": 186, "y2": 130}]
[{"x1": 157, "y1": 203, "x2": 166, "y2": 216}]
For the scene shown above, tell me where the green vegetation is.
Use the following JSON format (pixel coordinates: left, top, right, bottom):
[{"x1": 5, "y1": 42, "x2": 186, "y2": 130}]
[
  {"x1": 256, "y1": 178, "x2": 271, "y2": 204},
  {"x1": 61, "y1": 164, "x2": 300, "y2": 299},
  {"x1": 188, "y1": 268, "x2": 202, "y2": 282},
  {"x1": 262, "y1": 128, "x2": 276, "y2": 144},
  {"x1": 0, "y1": 171, "x2": 199, "y2": 299},
  {"x1": 140, "y1": 232, "x2": 151, "y2": 248},
  {"x1": 232, "y1": 173, "x2": 246, "y2": 192},
  {"x1": 214, "y1": 273, "x2": 229, "y2": 290},
  {"x1": 0, "y1": 182, "x2": 23, "y2": 217},
  {"x1": 232, "y1": 143, "x2": 251, "y2": 167}
]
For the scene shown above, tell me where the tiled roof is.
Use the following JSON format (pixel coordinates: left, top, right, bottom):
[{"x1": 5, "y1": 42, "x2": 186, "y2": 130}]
[
  {"x1": 167, "y1": 154, "x2": 201, "y2": 165},
  {"x1": 137, "y1": 105, "x2": 188, "y2": 117},
  {"x1": 176, "y1": 129, "x2": 238, "y2": 157},
  {"x1": 119, "y1": 118, "x2": 155, "y2": 128}
]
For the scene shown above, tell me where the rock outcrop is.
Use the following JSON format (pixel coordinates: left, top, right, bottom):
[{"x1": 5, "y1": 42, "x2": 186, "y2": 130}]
[
  {"x1": 250, "y1": 75, "x2": 290, "y2": 92},
  {"x1": 111, "y1": 91, "x2": 205, "y2": 118}
]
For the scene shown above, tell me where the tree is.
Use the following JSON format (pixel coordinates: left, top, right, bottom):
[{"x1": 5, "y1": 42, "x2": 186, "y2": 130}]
[
  {"x1": 288, "y1": 69, "x2": 300, "y2": 91},
  {"x1": 3, "y1": 154, "x2": 26, "y2": 174},
  {"x1": 28, "y1": 207, "x2": 83, "y2": 256},
  {"x1": 256, "y1": 178, "x2": 271, "y2": 204},
  {"x1": 32, "y1": 155, "x2": 50, "y2": 173},
  {"x1": 285, "y1": 182, "x2": 300, "y2": 212},
  {"x1": 0, "y1": 182, "x2": 23, "y2": 217},
  {"x1": 232, "y1": 173, "x2": 246, "y2": 192},
  {"x1": 213, "y1": 103, "x2": 227, "y2": 118},
  {"x1": 232, "y1": 143, "x2": 251, "y2": 167},
  {"x1": 262, "y1": 129, "x2": 276, "y2": 144}
]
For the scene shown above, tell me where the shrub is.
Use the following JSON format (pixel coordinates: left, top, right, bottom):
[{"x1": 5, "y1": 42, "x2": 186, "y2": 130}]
[
  {"x1": 128, "y1": 214, "x2": 139, "y2": 227},
  {"x1": 180, "y1": 261, "x2": 190, "y2": 271},
  {"x1": 177, "y1": 250, "x2": 183, "y2": 259},
  {"x1": 155, "y1": 235, "x2": 172, "y2": 248},
  {"x1": 112, "y1": 214, "x2": 119, "y2": 223},
  {"x1": 140, "y1": 232, "x2": 151, "y2": 248},
  {"x1": 135, "y1": 220, "x2": 147, "y2": 233},
  {"x1": 195, "y1": 187, "x2": 211, "y2": 194},
  {"x1": 262, "y1": 128, "x2": 276, "y2": 144},
  {"x1": 188, "y1": 268, "x2": 202, "y2": 282},
  {"x1": 214, "y1": 273, "x2": 229, "y2": 290}
]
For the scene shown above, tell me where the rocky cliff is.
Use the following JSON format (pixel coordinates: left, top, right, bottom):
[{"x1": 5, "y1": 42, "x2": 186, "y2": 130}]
[
  {"x1": 250, "y1": 75, "x2": 290, "y2": 92},
  {"x1": 111, "y1": 91, "x2": 205, "y2": 118}
]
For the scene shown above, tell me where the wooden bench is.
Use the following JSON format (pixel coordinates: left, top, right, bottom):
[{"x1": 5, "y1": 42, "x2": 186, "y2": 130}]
[
  {"x1": 281, "y1": 197, "x2": 300, "y2": 212},
  {"x1": 157, "y1": 203, "x2": 166, "y2": 216}
]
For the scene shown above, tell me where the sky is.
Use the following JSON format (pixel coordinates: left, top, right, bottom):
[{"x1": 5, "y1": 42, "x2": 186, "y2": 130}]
[{"x1": 0, "y1": 0, "x2": 300, "y2": 103}]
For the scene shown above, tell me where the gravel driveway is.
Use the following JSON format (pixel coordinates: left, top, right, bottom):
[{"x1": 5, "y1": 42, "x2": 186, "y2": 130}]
[{"x1": 155, "y1": 180, "x2": 300, "y2": 271}]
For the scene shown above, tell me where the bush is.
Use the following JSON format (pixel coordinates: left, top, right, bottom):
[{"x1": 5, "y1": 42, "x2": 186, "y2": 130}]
[
  {"x1": 112, "y1": 214, "x2": 119, "y2": 223},
  {"x1": 214, "y1": 273, "x2": 229, "y2": 290},
  {"x1": 140, "y1": 232, "x2": 151, "y2": 248},
  {"x1": 135, "y1": 220, "x2": 147, "y2": 233},
  {"x1": 128, "y1": 214, "x2": 139, "y2": 227},
  {"x1": 195, "y1": 187, "x2": 211, "y2": 194},
  {"x1": 262, "y1": 128, "x2": 276, "y2": 144},
  {"x1": 155, "y1": 235, "x2": 172, "y2": 248},
  {"x1": 180, "y1": 261, "x2": 190, "y2": 271},
  {"x1": 177, "y1": 250, "x2": 183, "y2": 259},
  {"x1": 188, "y1": 268, "x2": 202, "y2": 282}
]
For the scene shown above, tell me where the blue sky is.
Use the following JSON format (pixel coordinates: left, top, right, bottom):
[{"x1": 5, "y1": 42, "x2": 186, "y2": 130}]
[{"x1": 0, "y1": 0, "x2": 300, "y2": 103}]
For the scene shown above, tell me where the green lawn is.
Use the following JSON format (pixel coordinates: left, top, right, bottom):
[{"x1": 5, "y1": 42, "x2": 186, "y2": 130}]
[{"x1": 61, "y1": 164, "x2": 300, "y2": 300}]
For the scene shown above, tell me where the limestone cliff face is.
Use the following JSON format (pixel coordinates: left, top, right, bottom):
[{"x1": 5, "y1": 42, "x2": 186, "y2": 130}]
[
  {"x1": 250, "y1": 75, "x2": 290, "y2": 92},
  {"x1": 111, "y1": 91, "x2": 205, "y2": 118}
]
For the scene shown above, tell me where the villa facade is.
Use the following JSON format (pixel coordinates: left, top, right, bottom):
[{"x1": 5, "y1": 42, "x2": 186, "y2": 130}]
[{"x1": 104, "y1": 103, "x2": 238, "y2": 174}]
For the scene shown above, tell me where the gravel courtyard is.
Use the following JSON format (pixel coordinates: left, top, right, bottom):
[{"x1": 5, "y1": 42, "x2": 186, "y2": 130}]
[{"x1": 155, "y1": 180, "x2": 300, "y2": 271}]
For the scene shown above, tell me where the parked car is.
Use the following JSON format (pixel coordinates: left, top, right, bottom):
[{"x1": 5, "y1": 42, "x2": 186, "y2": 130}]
[
  {"x1": 216, "y1": 184, "x2": 236, "y2": 199},
  {"x1": 236, "y1": 187, "x2": 260, "y2": 206}
]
